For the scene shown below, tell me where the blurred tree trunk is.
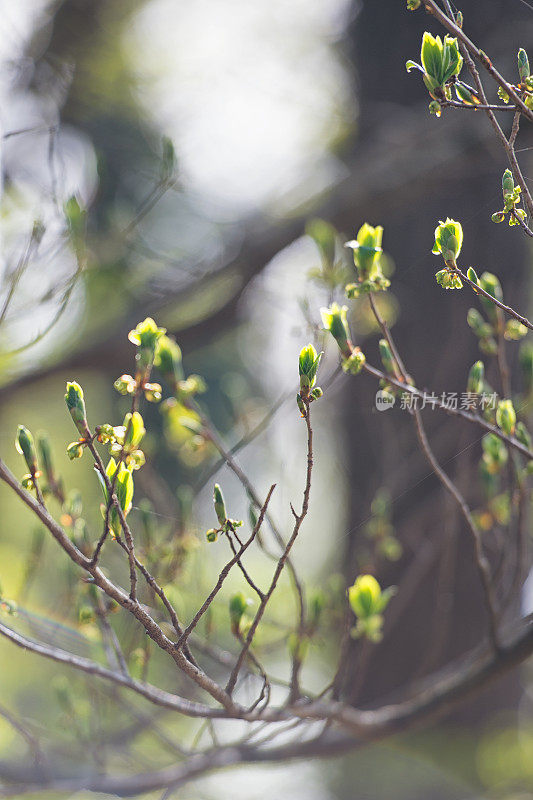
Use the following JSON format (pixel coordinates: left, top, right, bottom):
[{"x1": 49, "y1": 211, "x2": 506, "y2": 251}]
[{"x1": 341, "y1": 0, "x2": 532, "y2": 720}]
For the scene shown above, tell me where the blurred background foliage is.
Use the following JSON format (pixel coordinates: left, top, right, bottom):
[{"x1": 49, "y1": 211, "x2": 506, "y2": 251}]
[{"x1": 0, "y1": 0, "x2": 533, "y2": 798}]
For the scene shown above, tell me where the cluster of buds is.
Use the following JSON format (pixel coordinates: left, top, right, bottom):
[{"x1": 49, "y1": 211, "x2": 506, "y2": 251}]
[
  {"x1": 467, "y1": 271, "x2": 527, "y2": 353},
  {"x1": 114, "y1": 374, "x2": 162, "y2": 403},
  {"x1": 467, "y1": 308, "x2": 497, "y2": 356},
  {"x1": 498, "y1": 48, "x2": 533, "y2": 110},
  {"x1": 406, "y1": 32, "x2": 463, "y2": 117},
  {"x1": 348, "y1": 574, "x2": 395, "y2": 642},
  {"x1": 345, "y1": 223, "x2": 390, "y2": 297},
  {"x1": 432, "y1": 218, "x2": 464, "y2": 288},
  {"x1": 96, "y1": 411, "x2": 146, "y2": 470},
  {"x1": 364, "y1": 489, "x2": 402, "y2": 562},
  {"x1": 492, "y1": 170, "x2": 526, "y2": 227},
  {"x1": 296, "y1": 344, "x2": 323, "y2": 417},
  {"x1": 206, "y1": 484, "x2": 243, "y2": 543},
  {"x1": 97, "y1": 457, "x2": 135, "y2": 538}
]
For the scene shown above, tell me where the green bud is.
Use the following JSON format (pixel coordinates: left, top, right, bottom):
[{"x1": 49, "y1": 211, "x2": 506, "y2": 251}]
[
  {"x1": 128, "y1": 318, "x2": 166, "y2": 351},
  {"x1": 479, "y1": 272, "x2": 503, "y2": 302},
  {"x1": 65, "y1": 382, "x2": 87, "y2": 435},
  {"x1": 515, "y1": 421, "x2": 531, "y2": 449},
  {"x1": 432, "y1": 218, "x2": 463, "y2": 265},
  {"x1": 344, "y1": 223, "x2": 384, "y2": 281},
  {"x1": 406, "y1": 0, "x2": 421, "y2": 9},
  {"x1": 496, "y1": 399, "x2": 516, "y2": 436},
  {"x1": 116, "y1": 463, "x2": 134, "y2": 517},
  {"x1": 66, "y1": 441, "x2": 84, "y2": 460},
  {"x1": 498, "y1": 86, "x2": 510, "y2": 104},
  {"x1": 37, "y1": 433, "x2": 53, "y2": 479},
  {"x1": 479, "y1": 337, "x2": 498, "y2": 356},
  {"x1": 502, "y1": 169, "x2": 515, "y2": 200},
  {"x1": 379, "y1": 339, "x2": 395, "y2": 375},
  {"x1": 467, "y1": 308, "x2": 485, "y2": 335},
  {"x1": 128, "y1": 318, "x2": 166, "y2": 373},
  {"x1": 213, "y1": 484, "x2": 227, "y2": 525},
  {"x1": 428, "y1": 99, "x2": 442, "y2": 117},
  {"x1": 320, "y1": 303, "x2": 351, "y2": 356},
  {"x1": 298, "y1": 344, "x2": 322, "y2": 393},
  {"x1": 435, "y1": 269, "x2": 463, "y2": 290},
  {"x1": 154, "y1": 335, "x2": 184, "y2": 383},
  {"x1": 467, "y1": 361, "x2": 484, "y2": 394},
  {"x1": 455, "y1": 11, "x2": 463, "y2": 28},
  {"x1": 229, "y1": 592, "x2": 248, "y2": 633},
  {"x1": 21, "y1": 474, "x2": 35, "y2": 490},
  {"x1": 420, "y1": 32, "x2": 462, "y2": 88},
  {"x1": 479, "y1": 272, "x2": 503, "y2": 323},
  {"x1": 176, "y1": 375, "x2": 207, "y2": 400},
  {"x1": 342, "y1": 348, "x2": 366, "y2": 376},
  {"x1": 482, "y1": 434, "x2": 508, "y2": 472},
  {"x1": 15, "y1": 425, "x2": 37, "y2": 474},
  {"x1": 504, "y1": 319, "x2": 528, "y2": 341},
  {"x1": 114, "y1": 374, "x2": 136, "y2": 395},
  {"x1": 466, "y1": 267, "x2": 479, "y2": 284},
  {"x1": 348, "y1": 575, "x2": 385, "y2": 619},
  {"x1": 123, "y1": 412, "x2": 146, "y2": 450},
  {"x1": 491, "y1": 211, "x2": 505, "y2": 224},
  {"x1": 518, "y1": 48, "x2": 530, "y2": 81},
  {"x1": 310, "y1": 386, "x2": 323, "y2": 401},
  {"x1": 206, "y1": 528, "x2": 219, "y2": 543},
  {"x1": 454, "y1": 82, "x2": 479, "y2": 105},
  {"x1": 127, "y1": 449, "x2": 146, "y2": 471}
]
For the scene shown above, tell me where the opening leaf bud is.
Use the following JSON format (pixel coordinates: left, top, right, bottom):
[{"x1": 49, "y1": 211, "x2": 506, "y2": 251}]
[
  {"x1": 213, "y1": 483, "x2": 227, "y2": 525},
  {"x1": 65, "y1": 382, "x2": 88, "y2": 435}
]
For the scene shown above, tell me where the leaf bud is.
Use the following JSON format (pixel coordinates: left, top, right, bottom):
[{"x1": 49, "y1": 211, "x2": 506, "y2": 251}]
[
  {"x1": 65, "y1": 382, "x2": 88, "y2": 435},
  {"x1": 15, "y1": 425, "x2": 37, "y2": 474},
  {"x1": 213, "y1": 483, "x2": 227, "y2": 525},
  {"x1": 467, "y1": 360, "x2": 484, "y2": 394},
  {"x1": 496, "y1": 399, "x2": 516, "y2": 436}
]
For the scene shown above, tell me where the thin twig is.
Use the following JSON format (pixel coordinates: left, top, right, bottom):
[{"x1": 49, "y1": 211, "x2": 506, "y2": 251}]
[{"x1": 226, "y1": 403, "x2": 314, "y2": 697}]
